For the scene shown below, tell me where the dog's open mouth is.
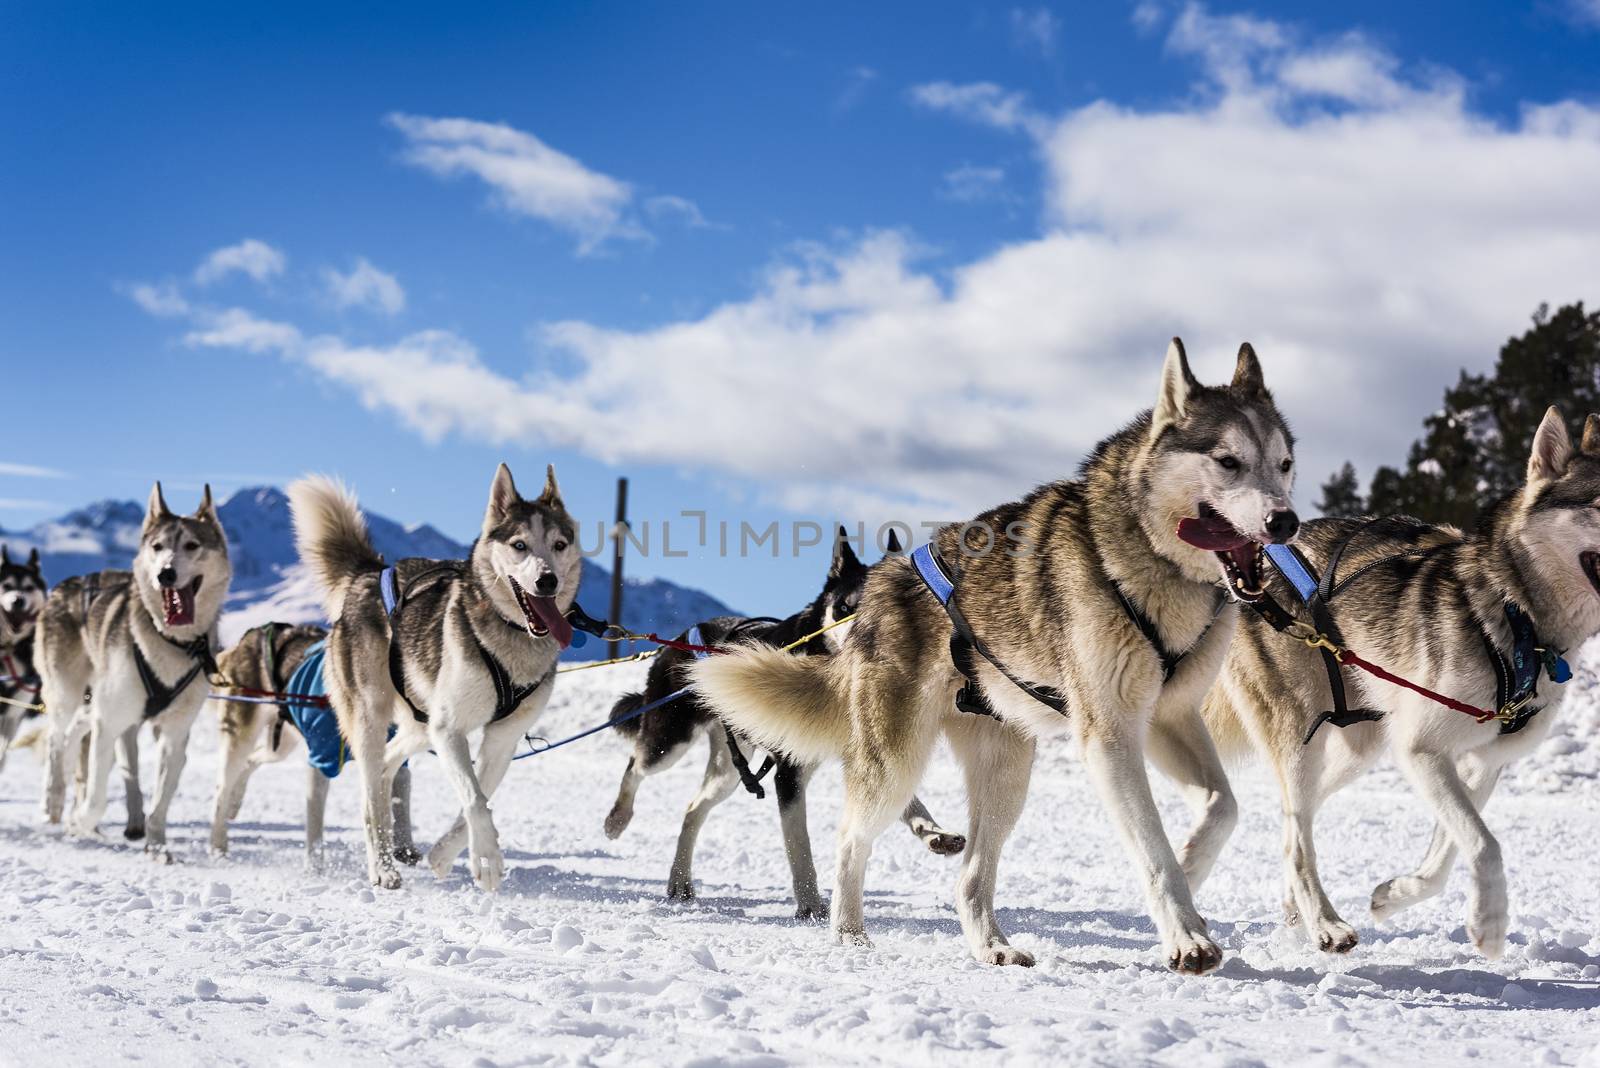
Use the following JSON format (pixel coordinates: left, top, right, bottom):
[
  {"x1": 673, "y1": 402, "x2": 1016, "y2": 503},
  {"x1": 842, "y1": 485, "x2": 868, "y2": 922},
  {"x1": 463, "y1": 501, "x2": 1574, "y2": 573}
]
[
  {"x1": 161, "y1": 576, "x2": 201, "y2": 627},
  {"x1": 1177, "y1": 503, "x2": 1266, "y2": 601},
  {"x1": 508, "y1": 576, "x2": 574, "y2": 648},
  {"x1": 1, "y1": 604, "x2": 36, "y2": 631},
  {"x1": 1582, "y1": 551, "x2": 1600, "y2": 598}
]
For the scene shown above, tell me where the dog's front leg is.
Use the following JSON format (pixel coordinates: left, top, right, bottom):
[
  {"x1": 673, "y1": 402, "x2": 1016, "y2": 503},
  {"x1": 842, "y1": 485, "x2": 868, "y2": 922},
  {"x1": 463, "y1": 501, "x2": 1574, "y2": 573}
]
[
  {"x1": 304, "y1": 764, "x2": 331, "y2": 870},
  {"x1": 143, "y1": 708, "x2": 198, "y2": 856},
  {"x1": 0, "y1": 710, "x2": 21, "y2": 771},
  {"x1": 431, "y1": 727, "x2": 503, "y2": 892},
  {"x1": 40, "y1": 703, "x2": 87, "y2": 825},
  {"x1": 69, "y1": 712, "x2": 129, "y2": 837},
  {"x1": 665, "y1": 728, "x2": 741, "y2": 901},
  {"x1": 210, "y1": 711, "x2": 264, "y2": 855},
  {"x1": 1373, "y1": 756, "x2": 1501, "y2": 922},
  {"x1": 1146, "y1": 708, "x2": 1238, "y2": 894},
  {"x1": 117, "y1": 724, "x2": 145, "y2": 841},
  {"x1": 390, "y1": 765, "x2": 419, "y2": 865},
  {"x1": 426, "y1": 721, "x2": 522, "y2": 879},
  {"x1": 1391, "y1": 744, "x2": 1508, "y2": 958},
  {"x1": 1079, "y1": 712, "x2": 1222, "y2": 974},
  {"x1": 945, "y1": 715, "x2": 1036, "y2": 966}
]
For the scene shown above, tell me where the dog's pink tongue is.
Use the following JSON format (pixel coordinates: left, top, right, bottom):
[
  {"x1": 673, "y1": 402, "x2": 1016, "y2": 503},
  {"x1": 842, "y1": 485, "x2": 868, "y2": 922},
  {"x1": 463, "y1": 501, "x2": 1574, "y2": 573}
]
[
  {"x1": 530, "y1": 596, "x2": 574, "y2": 648},
  {"x1": 1176, "y1": 516, "x2": 1252, "y2": 553}
]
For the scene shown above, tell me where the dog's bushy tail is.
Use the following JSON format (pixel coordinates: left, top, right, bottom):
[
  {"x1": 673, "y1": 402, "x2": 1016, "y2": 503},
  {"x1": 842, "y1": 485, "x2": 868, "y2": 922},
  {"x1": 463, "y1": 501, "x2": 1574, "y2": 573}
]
[
  {"x1": 287, "y1": 475, "x2": 383, "y2": 622},
  {"x1": 689, "y1": 644, "x2": 849, "y2": 765},
  {"x1": 608, "y1": 691, "x2": 647, "y2": 738}
]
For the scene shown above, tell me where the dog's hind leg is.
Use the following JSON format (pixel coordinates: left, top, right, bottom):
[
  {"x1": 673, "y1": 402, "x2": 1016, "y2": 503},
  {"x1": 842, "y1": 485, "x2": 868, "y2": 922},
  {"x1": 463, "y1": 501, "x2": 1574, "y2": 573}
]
[
  {"x1": 604, "y1": 757, "x2": 645, "y2": 840},
  {"x1": 0, "y1": 710, "x2": 21, "y2": 772},
  {"x1": 945, "y1": 715, "x2": 1036, "y2": 966},
  {"x1": 304, "y1": 764, "x2": 331, "y2": 870},
  {"x1": 1146, "y1": 708, "x2": 1237, "y2": 894},
  {"x1": 352, "y1": 716, "x2": 403, "y2": 889},
  {"x1": 666, "y1": 729, "x2": 741, "y2": 901},
  {"x1": 1079, "y1": 710, "x2": 1223, "y2": 973},
  {"x1": 1273, "y1": 735, "x2": 1364, "y2": 954},
  {"x1": 774, "y1": 758, "x2": 826, "y2": 920},
  {"x1": 1389, "y1": 742, "x2": 1508, "y2": 959},
  {"x1": 1372, "y1": 757, "x2": 1501, "y2": 922},
  {"x1": 117, "y1": 724, "x2": 146, "y2": 840},
  {"x1": 391, "y1": 765, "x2": 419, "y2": 865},
  {"x1": 899, "y1": 795, "x2": 966, "y2": 856}
]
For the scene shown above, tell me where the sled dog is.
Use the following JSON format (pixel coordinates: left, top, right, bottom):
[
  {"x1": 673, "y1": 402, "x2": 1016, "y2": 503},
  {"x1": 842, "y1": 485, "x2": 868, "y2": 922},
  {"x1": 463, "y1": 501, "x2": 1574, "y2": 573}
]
[
  {"x1": 208, "y1": 622, "x2": 418, "y2": 866},
  {"x1": 290, "y1": 463, "x2": 578, "y2": 890},
  {"x1": 1202, "y1": 406, "x2": 1600, "y2": 959},
  {"x1": 604, "y1": 528, "x2": 964, "y2": 918},
  {"x1": 694, "y1": 339, "x2": 1298, "y2": 971},
  {"x1": 0, "y1": 546, "x2": 48, "y2": 770},
  {"x1": 36, "y1": 484, "x2": 231, "y2": 853}
]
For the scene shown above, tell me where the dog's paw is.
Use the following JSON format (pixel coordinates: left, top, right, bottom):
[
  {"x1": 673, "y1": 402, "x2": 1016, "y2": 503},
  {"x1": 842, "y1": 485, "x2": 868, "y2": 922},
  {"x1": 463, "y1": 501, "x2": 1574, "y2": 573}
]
[
  {"x1": 1314, "y1": 920, "x2": 1359, "y2": 954},
  {"x1": 426, "y1": 842, "x2": 456, "y2": 879},
  {"x1": 470, "y1": 848, "x2": 505, "y2": 893},
  {"x1": 833, "y1": 925, "x2": 872, "y2": 948},
  {"x1": 1164, "y1": 930, "x2": 1224, "y2": 975},
  {"x1": 124, "y1": 824, "x2": 145, "y2": 842},
  {"x1": 393, "y1": 845, "x2": 422, "y2": 867},
  {"x1": 1468, "y1": 908, "x2": 1508, "y2": 960},
  {"x1": 372, "y1": 867, "x2": 402, "y2": 891},
  {"x1": 145, "y1": 845, "x2": 174, "y2": 865},
  {"x1": 794, "y1": 899, "x2": 827, "y2": 923},
  {"x1": 1370, "y1": 875, "x2": 1432, "y2": 922},
  {"x1": 924, "y1": 832, "x2": 966, "y2": 856},
  {"x1": 303, "y1": 850, "x2": 325, "y2": 874},
  {"x1": 978, "y1": 944, "x2": 1035, "y2": 967},
  {"x1": 1282, "y1": 897, "x2": 1302, "y2": 928},
  {"x1": 602, "y1": 805, "x2": 632, "y2": 840},
  {"x1": 665, "y1": 877, "x2": 695, "y2": 902}
]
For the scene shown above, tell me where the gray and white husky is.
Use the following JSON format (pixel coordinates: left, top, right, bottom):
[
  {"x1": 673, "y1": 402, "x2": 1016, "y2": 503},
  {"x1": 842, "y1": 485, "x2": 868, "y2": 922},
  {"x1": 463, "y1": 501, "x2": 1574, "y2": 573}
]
[
  {"x1": 1202, "y1": 405, "x2": 1600, "y2": 959},
  {"x1": 0, "y1": 546, "x2": 48, "y2": 770},
  {"x1": 208, "y1": 622, "x2": 418, "y2": 866},
  {"x1": 290, "y1": 463, "x2": 579, "y2": 891},
  {"x1": 693, "y1": 339, "x2": 1298, "y2": 971},
  {"x1": 604, "y1": 529, "x2": 964, "y2": 918},
  {"x1": 36, "y1": 483, "x2": 231, "y2": 852}
]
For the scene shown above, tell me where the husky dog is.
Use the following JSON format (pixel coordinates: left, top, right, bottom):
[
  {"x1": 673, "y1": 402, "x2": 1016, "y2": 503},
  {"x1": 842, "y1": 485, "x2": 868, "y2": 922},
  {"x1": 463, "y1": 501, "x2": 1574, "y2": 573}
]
[
  {"x1": 0, "y1": 546, "x2": 48, "y2": 770},
  {"x1": 36, "y1": 484, "x2": 231, "y2": 852},
  {"x1": 1202, "y1": 406, "x2": 1600, "y2": 959},
  {"x1": 208, "y1": 622, "x2": 418, "y2": 866},
  {"x1": 694, "y1": 340, "x2": 1298, "y2": 970},
  {"x1": 290, "y1": 463, "x2": 579, "y2": 891},
  {"x1": 604, "y1": 529, "x2": 965, "y2": 918}
]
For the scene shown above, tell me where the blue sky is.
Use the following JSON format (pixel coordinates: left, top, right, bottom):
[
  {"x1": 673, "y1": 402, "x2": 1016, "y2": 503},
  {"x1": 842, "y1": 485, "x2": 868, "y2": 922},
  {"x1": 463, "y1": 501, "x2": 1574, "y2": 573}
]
[{"x1": 3, "y1": 2, "x2": 1599, "y2": 612}]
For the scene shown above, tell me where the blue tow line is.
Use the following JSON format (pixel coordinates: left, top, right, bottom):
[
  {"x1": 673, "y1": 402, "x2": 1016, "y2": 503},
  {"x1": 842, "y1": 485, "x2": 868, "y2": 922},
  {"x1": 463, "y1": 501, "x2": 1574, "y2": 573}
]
[{"x1": 513, "y1": 684, "x2": 690, "y2": 760}]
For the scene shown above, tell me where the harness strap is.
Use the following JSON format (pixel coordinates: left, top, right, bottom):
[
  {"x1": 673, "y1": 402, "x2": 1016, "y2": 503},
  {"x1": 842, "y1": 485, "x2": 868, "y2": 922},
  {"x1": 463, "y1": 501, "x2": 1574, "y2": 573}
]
[
  {"x1": 684, "y1": 625, "x2": 775, "y2": 797},
  {"x1": 132, "y1": 636, "x2": 210, "y2": 720}
]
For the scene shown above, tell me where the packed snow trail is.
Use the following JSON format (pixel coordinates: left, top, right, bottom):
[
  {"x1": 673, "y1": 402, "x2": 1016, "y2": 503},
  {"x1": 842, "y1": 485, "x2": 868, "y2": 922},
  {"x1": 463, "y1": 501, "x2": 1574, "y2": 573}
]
[{"x1": 1, "y1": 659, "x2": 1597, "y2": 1066}]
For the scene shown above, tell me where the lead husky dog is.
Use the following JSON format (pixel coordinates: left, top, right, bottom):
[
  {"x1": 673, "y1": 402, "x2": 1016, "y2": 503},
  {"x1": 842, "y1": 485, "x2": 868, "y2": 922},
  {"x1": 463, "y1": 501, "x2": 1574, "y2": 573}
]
[
  {"x1": 0, "y1": 546, "x2": 49, "y2": 770},
  {"x1": 36, "y1": 484, "x2": 231, "y2": 852},
  {"x1": 208, "y1": 622, "x2": 418, "y2": 866},
  {"x1": 605, "y1": 529, "x2": 964, "y2": 917},
  {"x1": 1202, "y1": 406, "x2": 1600, "y2": 959},
  {"x1": 694, "y1": 340, "x2": 1298, "y2": 971},
  {"x1": 290, "y1": 463, "x2": 578, "y2": 891}
]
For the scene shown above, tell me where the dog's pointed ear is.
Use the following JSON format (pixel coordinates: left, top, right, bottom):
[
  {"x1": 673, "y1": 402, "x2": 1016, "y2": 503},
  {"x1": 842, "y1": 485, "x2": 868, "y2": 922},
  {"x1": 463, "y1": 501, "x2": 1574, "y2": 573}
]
[
  {"x1": 28, "y1": 547, "x2": 40, "y2": 570},
  {"x1": 1582, "y1": 413, "x2": 1600, "y2": 456},
  {"x1": 1151, "y1": 337, "x2": 1200, "y2": 441},
  {"x1": 536, "y1": 463, "x2": 562, "y2": 507},
  {"x1": 193, "y1": 483, "x2": 219, "y2": 524},
  {"x1": 143, "y1": 481, "x2": 171, "y2": 533},
  {"x1": 1231, "y1": 342, "x2": 1265, "y2": 396},
  {"x1": 884, "y1": 527, "x2": 903, "y2": 555},
  {"x1": 0, "y1": 545, "x2": 9, "y2": 567},
  {"x1": 485, "y1": 463, "x2": 521, "y2": 528},
  {"x1": 1527, "y1": 406, "x2": 1574, "y2": 484},
  {"x1": 830, "y1": 525, "x2": 860, "y2": 577}
]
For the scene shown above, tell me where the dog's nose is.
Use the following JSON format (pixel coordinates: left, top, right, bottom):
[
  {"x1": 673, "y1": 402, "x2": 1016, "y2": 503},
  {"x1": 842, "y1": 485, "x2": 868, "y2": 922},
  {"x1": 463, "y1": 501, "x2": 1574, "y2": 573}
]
[
  {"x1": 534, "y1": 573, "x2": 558, "y2": 596},
  {"x1": 157, "y1": 567, "x2": 178, "y2": 588},
  {"x1": 1265, "y1": 509, "x2": 1300, "y2": 544}
]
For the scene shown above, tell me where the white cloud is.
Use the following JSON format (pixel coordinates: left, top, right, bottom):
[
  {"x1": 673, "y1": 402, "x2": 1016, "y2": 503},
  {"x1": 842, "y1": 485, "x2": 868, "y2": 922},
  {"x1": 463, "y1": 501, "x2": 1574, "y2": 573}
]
[
  {"x1": 1131, "y1": 2, "x2": 1165, "y2": 34},
  {"x1": 194, "y1": 239, "x2": 286, "y2": 286},
  {"x1": 183, "y1": 308, "x2": 303, "y2": 354},
  {"x1": 145, "y1": 5, "x2": 1600, "y2": 520},
  {"x1": 909, "y1": 81, "x2": 1048, "y2": 138},
  {"x1": 836, "y1": 66, "x2": 879, "y2": 111},
  {"x1": 1569, "y1": 0, "x2": 1600, "y2": 27},
  {"x1": 323, "y1": 258, "x2": 406, "y2": 315},
  {"x1": 0, "y1": 462, "x2": 67, "y2": 479},
  {"x1": 644, "y1": 194, "x2": 715, "y2": 230},
  {"x1": 125, "y1": 281, "x2": 190, "y2": 318},
  {"x1": 0, "y1": 498, "x2": 57, "y2": 511},
  {"x1": 940, "y1": 164, "x2": 1010, "y2": 203},
  {"x1": 387, "y1": 112, "x2": 645, "y2": 254},
  {"x1": 1010, "y1": 7, "x2": 1060, "y2": 56}
]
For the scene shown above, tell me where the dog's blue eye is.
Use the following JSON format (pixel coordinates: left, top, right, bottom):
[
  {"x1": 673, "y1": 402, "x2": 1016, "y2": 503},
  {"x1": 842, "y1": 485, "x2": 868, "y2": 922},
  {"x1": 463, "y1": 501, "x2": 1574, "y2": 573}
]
[
  {"x1": 512, "y1": 540, "x2": 527, "y2": 552},
  {"x1": 1217, "y1": 456, "x2": 1240, "y2": 471}
]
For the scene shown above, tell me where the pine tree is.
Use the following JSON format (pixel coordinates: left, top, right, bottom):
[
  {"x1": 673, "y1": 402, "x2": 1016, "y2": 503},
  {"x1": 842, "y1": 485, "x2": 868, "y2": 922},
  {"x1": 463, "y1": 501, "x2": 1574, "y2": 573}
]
[{"x1": 1315, "y1": 462, "x2": 1364, "y2": 518}]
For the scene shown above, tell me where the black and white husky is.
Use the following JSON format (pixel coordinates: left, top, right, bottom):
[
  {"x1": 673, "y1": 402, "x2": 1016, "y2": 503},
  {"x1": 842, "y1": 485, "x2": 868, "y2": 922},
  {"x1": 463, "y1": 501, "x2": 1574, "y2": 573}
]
[
  {"x1": 290, "y1": 463, "x2": 579, "y2": 891},
  {"x1": 603, "y1": 530, "x2": 964, "y2": 918},
  {"x1": 35, "y1": 484, "x2": 232, "y2": 853},
  {"x1": 0, "y1": 546, "x2": 48, "y2": 771},
  {"x1": 694, "y1": 340, "x2": 1299, "y2": 971}
]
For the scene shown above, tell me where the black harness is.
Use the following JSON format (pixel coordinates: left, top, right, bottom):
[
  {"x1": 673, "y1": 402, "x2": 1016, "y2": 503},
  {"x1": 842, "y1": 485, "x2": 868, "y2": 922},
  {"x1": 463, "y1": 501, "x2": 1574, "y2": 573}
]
[
  {"x1": 910, "y1": 543, "x2": 1220, "y2": 720},
  {"x1": 1249, "y1": 520, "x2": 1569, "y2": 743},
  {"x1": 684, "y1": 618, "x2": 785, "y2": 798},
  {"x1": 81, "y1": 572, "x2": 215, "y2": 720},
  {"x1": 380, "y1": 564, "x2": 552, "y2": 725}
]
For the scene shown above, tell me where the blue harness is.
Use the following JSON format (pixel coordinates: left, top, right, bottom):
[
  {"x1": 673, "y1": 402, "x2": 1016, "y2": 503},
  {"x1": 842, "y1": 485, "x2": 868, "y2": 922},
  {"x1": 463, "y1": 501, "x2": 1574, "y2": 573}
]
[{"x1": 279, "y1": 641, "x2": 346, "y2": 779}]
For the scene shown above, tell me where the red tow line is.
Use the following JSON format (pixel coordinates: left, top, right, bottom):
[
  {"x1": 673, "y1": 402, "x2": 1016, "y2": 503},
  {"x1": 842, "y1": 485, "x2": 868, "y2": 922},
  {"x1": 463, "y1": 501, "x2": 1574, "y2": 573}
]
[{"x1": 1334, "y1": 648, "x2": 1499, "y2": 724}]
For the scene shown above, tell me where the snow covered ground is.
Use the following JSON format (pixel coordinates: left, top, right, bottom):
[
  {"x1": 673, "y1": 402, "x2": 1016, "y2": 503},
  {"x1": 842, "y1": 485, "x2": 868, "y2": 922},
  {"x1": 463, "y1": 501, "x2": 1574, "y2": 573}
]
[{"x1": 2, "y1": 656, "x2": 1598, "y2": 1067}]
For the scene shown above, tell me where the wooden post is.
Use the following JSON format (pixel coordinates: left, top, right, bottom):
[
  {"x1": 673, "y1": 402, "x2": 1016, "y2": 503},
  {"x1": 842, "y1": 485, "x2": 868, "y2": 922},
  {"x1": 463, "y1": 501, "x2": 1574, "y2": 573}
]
[{"x1": 608, "y1": 477, "x2": 628, "y2": 645}]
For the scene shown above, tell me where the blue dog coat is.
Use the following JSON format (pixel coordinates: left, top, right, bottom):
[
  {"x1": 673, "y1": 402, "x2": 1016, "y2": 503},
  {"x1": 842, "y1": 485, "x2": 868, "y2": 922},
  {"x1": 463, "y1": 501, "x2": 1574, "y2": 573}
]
[{"x1": 282, "y1": 641, "x2": 347, "y2": 779}]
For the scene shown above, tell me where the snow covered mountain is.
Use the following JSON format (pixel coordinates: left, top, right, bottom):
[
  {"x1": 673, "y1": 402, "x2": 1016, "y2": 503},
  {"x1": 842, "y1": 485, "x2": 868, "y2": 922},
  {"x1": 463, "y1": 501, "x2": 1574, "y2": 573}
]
[{"x1": 0, "y1": 487, "x2": 736, "y2": 658}]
